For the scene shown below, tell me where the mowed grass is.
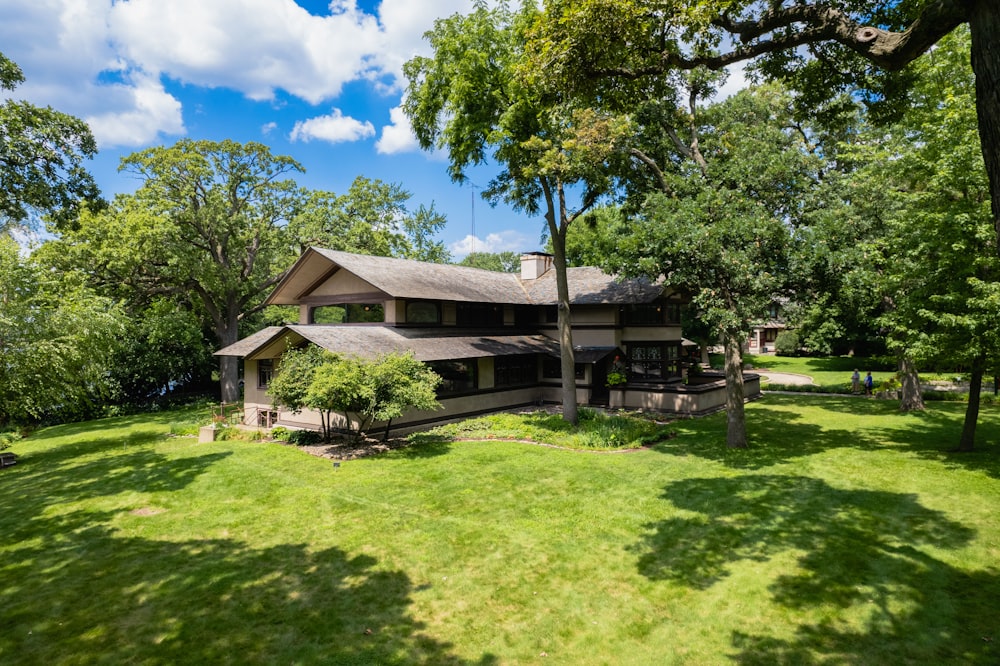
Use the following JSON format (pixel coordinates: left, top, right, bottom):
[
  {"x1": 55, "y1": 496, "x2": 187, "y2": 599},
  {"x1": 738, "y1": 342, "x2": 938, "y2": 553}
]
[
  {"x1": 2, "y1": 397, "x2": 1000, "y2": 664},
  {"x1": 743, "y1": 354, "x2": 895, "y2": 391}
]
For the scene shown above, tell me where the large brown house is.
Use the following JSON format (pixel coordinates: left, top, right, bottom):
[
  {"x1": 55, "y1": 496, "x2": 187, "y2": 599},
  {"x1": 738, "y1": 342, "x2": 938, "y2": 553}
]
[{"x1": 216, "y1": 249, "x2": 759, "y2": 434}]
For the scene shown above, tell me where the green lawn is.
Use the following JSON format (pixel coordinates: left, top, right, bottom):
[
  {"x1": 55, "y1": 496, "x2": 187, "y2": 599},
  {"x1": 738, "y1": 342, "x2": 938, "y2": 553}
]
[
  {"x1": 742, "y1": 354, "x2": 897, "y2": 391},
  {"x1": 2, "y1": 398, "x2": 999, "y2": 664}
]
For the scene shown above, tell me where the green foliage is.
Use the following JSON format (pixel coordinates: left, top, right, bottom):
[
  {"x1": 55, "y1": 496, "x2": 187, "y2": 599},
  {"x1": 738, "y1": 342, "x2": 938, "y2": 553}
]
[
  {"x1": 0, "y1": 236, "x2": 124, "y2": 426},
  {"x1": 286, "y1": 429, "x2": 323, "y2": 446},
  {"x1": 269, "y1": 426, "x2": 291, "y2": 441},
  {"x1": 403, "y1": 1, "x2": 634, "y2": 424},
  {"x1": 288, "y1": 176, "x2": 450, "y2": 262},
  {"x1": 774, "y1": 331, "x2": 800, "y2": 356},
  {"x1": 0, "y1": 51, "x2": 102, "y2": 233},
  {"x1": 456, "y1": 251, "x2": 520, "y2": 272},
  {"x1": 270, "y1": 347, "x2": 441, "y2": 442},
  {"x1": 0, "y1": 429, "x2": 21, "y2": 451},
  {"x1": 419, "y1": 408, "x2": 670, "y2": 450}
]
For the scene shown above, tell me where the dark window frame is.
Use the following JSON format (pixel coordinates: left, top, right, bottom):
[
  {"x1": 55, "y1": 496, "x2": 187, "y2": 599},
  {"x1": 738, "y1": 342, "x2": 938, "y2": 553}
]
[
  {"x1": 429, "y1": 359, "x2": 478, "y2": 396},
  {"x1": 626, "y1": 342, "x2": 681, "y2": 382},
  {"x1": 406, "y1": 300, "x2": 441, "y2": 325},
  {"x1": 495, "y1": 355, "x2": 538, "y2": 387},
  {"x1": 257, "y1": 358, "x2": 274, "y2": 389}
]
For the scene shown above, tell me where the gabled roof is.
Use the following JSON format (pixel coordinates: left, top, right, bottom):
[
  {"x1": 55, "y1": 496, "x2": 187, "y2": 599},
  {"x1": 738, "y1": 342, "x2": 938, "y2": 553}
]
[
  {"x1": 267, "y1": 248, "x2": 529, "y2": 306},
  {"x1": 266, "y1": 247, "x2": 666, "y2": 306},
  {"x1": 216, "y1": 325, "x2": 560, "y2": 361}
]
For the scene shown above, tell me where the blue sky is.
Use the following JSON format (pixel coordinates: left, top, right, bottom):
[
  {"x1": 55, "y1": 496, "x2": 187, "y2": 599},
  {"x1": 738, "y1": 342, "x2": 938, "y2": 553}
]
[
  {"x1": 0, "y1": 0, "x2": 543, "y2": 257},
  {"x1": 1, "y1": 0, "x2": 745, "y2": 258}
]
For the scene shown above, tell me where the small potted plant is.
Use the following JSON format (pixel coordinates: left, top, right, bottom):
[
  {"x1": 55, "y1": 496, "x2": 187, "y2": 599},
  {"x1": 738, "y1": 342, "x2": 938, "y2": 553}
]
[{"x1": 607, "y1": 356, "x2": 627, "y2": 408}]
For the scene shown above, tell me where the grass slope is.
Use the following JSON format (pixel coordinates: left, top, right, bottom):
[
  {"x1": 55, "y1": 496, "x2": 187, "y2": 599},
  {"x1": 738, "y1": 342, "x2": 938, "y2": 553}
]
[{"x1": 1, "y1": 398, "x2": 999, "y2": 664}]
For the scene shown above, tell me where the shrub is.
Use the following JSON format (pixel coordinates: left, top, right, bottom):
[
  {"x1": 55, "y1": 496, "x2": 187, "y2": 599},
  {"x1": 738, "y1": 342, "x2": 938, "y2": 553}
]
[
  {"x1": 269, "y1": 426, "x2": 291, "y2": 441},
  {"x1": 774, "y1": 331, "x2": 800, "y2": 356},
  {"x1": 0, "y1": 430, "x2": 21, "y2": 451},
  {"x1": 287, "y1": 429, "x2": 323, "y2": 446}
]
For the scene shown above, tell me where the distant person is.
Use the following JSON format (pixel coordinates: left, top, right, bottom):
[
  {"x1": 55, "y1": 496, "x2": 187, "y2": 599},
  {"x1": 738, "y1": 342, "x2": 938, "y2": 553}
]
[
  {"x1": 851, "y1": 369, "x2": 861, "y2": 394},
  {"x1": 864, "y1": 371, "x2": 874, "y2": 396}
]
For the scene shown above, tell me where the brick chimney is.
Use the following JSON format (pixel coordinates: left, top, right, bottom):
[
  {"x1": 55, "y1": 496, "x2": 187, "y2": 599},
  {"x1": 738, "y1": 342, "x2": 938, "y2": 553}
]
[{"x1": 520, "y1": 252, "x2": 553, "y2": 280}]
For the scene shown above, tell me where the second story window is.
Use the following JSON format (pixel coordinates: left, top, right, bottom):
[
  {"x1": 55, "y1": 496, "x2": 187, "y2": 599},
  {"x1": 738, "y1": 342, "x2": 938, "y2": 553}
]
[
  {"x1": 311, "y1": 303, "x2": 384, "y2": 323},
  {"x1": 406, "y1": 301, "x2": 440, "y2": 324},
  {"x1": 457, "y1": 302, "x2": 504, "y2": 327}
]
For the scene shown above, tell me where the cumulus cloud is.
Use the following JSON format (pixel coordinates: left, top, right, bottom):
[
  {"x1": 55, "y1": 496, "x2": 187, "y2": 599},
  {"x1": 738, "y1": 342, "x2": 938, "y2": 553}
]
[
  {"x1": 375, "y1": 105, "x2": 419, "y2": 154},
  {"x1": 0, "y1": 0, "x2": 487, "y2": 148},
  {"x1": 449, "y1": 230, "x2": 532, "y2": 258},
  {"x1": 83, "y1": 71, "x2": 185, "y2": 148},
  {"x1": 290, "y1": 108, "x2": 375, "y2": 143}
]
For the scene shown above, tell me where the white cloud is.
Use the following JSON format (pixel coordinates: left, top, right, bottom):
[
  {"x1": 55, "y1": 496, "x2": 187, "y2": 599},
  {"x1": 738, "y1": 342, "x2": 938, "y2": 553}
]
[
  {"x1": 290, "y1": 108, "x2": 375, "y2": 143},
  {"x1": 449, "y1": 230, "x2": 532, "y2": 258},
  {"x1": 83, "y1": 71, "x2": 185, "y2": 148},
  {"x1": 261, "y1": 121, "x2": 278, "y2": 136},
  {"x1": 0, "y1": 0, "x2": 483, "y2": 148},
  {"x1": 375, "y1": 105, "x2": 419, "y2": 154}
]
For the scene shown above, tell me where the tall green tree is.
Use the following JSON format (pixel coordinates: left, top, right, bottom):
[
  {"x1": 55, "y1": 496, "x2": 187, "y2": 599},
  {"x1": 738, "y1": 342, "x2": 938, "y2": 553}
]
[
  {"x1": 50, "y1": 139, "x2": 303, "y2": 403},
  {"x1": 0, "y1": 52, "x2": 101, "y2": 233},
  {"x1": 530, "y1": 0, "x2": 1000, "y2": 254},
  {"x1": 608, "y1": 84, "x2": 824, "y2": 448},
  {"x1": 868, "y1": 28, "x2": 997, "y2": 446},
  {"x1": 290, "y1": 176, "x2": 450, "y2": 262},
  {"x1": 0, "y1": 236, "x2": 122, "y2": 425},
  {"x1": 404, "y1": 1, "x2": 628, "y2": 424}
]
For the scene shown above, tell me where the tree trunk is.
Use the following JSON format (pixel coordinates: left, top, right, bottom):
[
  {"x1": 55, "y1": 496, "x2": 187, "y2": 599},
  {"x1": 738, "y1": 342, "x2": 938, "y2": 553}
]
[
  {"x1": 217, "y1": 311, "x2": 242, "y2": 404},
  {"x1": 968, "y1": 1, "x2": 1000, "y2": 253},
  {"x1": 723, "y1": 328, "x2": 748, "y2": 448},
  {"x1": 898, "y1": 355, "x2": 925, "y2": 412},
  {"x1": 550, "y1": 225, "x2": 578, "y2": 425},
  {"x1": 956, "y1": 355, "x2": 984, "y2": 451},
  {"x1": 383, "y1": 418, "x2": 392, "y2": 443}
]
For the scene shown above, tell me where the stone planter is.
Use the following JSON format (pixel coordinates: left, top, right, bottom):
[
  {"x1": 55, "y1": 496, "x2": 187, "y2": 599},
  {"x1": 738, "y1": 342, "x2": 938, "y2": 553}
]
[
  {"x1": 609, "y1": 387, "x2": 626, "y2": 409},
  {"x1": 198, "y1": 425, "x2": 220, "y2": 443}
]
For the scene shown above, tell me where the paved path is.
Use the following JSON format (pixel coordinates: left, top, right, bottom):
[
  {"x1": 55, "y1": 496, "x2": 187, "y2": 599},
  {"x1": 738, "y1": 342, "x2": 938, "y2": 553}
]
[{"x1": 755, "y1": 371, "x2": 815, "y2": 386}]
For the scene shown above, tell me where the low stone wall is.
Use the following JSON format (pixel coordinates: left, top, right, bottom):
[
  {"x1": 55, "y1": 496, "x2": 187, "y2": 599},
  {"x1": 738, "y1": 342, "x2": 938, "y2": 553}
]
[{"x1": 620, "y1": 372, "x2": 761, "y2": 416}]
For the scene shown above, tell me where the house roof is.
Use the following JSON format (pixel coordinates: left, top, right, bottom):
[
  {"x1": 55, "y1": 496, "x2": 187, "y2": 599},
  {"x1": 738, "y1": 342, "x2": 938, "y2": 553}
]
[
  {"x1": 521, "y1": 266, "x2": 664, "y2": 305},
  {"x1": 266, "y1": 247, "x2": 666, "y2": 306},
  {"x1": 267, "y1": 248, "x2": 530, "y2": 306},
  {"x1": 216, "y1": 324, "x2": 561, "y2": 362}
]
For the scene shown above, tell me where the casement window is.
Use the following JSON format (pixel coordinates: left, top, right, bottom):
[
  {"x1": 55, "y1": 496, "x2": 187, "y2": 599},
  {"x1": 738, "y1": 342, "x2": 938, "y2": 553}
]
[
  {"x1": 257, "y1": 359, "x2": 274, "y2": 388},
  {"x1": 456, "y1": 302, "x2": 504, "y2": 327},
  {"x1": 406, "y1": 300, "x2": 441, "y2": 324},
  {"x1": 429, "y1": 359, "x2": 478, "y2": 396},
  {"x1": 627, "y1": 343, "x2": 681, "y2": 381},
  {"x1": 495, "y1": 355, "x2": 537, "y2": 387},
  {"x1": 312, "y1": 303, "x2": 384, "y2": 323},
  {"x1": 622, "y1": 303, "x2": 682, "y2": 326},
  {"x1": 541, "y1": 358, "x2": 586, "y2": 380}
]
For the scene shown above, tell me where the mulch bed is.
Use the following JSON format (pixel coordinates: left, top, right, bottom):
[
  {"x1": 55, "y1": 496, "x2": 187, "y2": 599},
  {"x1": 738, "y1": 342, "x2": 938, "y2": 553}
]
[{"x1": 274, "y1": 436, "x2": 414, "y2": 461}]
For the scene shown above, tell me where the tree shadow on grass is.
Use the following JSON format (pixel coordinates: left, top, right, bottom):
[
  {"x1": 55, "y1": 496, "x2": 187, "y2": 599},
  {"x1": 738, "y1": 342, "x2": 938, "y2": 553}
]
[
  {"x1": 651, "y1": 402, "x2": 883, "y2": 470},
  {"x1": 631, "y1": 475, "x2": 999, "y2": 663},
  {"x1": 1, "y1": 443, "x2": 232, "y2": 534},
  {"x1": 650, "y1": 395, "x2": 1000, "y2": 478},
  {"x1": 0, "y1": 512, "x2": 494, "y2": 665}
]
